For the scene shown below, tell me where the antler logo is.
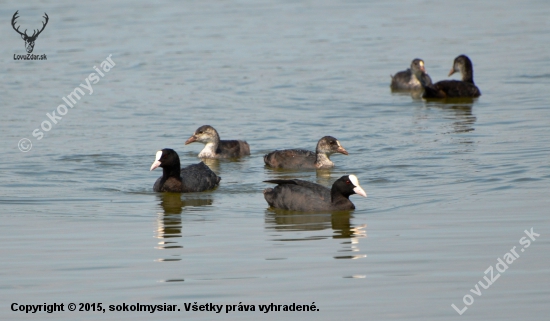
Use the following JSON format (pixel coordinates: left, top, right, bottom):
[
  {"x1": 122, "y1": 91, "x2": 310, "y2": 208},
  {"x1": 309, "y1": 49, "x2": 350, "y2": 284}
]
[{"x1": 11, "y1": 10, "x2": 49, "y2": 53}]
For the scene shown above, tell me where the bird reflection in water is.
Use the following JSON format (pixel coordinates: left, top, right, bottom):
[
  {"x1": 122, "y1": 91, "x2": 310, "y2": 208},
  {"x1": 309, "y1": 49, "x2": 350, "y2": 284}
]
[
  {"x1": 427, "y1": 103, "x2": 477, "y2": 147},
  {"x1": 442, "y1": 104, "x2": 476, "y2": 135},
  {"x1": 413, "y1": 100, "x2": 477, "y2": 137},
  {"x1": 155, "y1": 193, "x2": 213, "y2": 262},
  {"x1": 265, "y1": 208, "x2": 367, "y2": 259}
]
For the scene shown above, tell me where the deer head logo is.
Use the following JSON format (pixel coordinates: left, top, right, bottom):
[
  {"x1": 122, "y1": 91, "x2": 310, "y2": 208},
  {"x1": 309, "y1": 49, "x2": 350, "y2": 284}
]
[{"x1": 11, "y1": 11, "x2": 49, "y2": 53}]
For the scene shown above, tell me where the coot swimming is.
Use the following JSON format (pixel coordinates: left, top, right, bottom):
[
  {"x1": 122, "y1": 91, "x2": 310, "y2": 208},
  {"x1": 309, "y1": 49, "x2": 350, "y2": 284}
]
[
  {"x1": 417, "y1": 55, "x2": 481, "y2": 98},
  {"x1": 264, "y1": 136, "x2": 348, "y2": 169},
  {"x1": 390, "y1": 58, "x2": 432, "y2": 91},
  {"x1": 263, "y1": 175, "x2": 367, "y2": 212},
  {"x1": 150, "y1": 148, "x2": 220, "y2": 192},
  {"x1": 185, "y1": 125, "x2": 250, "y2": 159}
]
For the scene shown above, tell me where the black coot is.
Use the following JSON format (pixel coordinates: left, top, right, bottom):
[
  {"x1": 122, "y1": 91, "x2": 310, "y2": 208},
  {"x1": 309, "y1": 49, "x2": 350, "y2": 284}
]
[
  {"x1": 185, "y1": 125, "x2": 250, "y2": 159},
  {"x1": 264, "y1": 136, "x2": 348, "y2": 169},
  {"x1": 263, "y1": 175, "x2": 367, "y2": 211},
  {"x1": 150, "y1": 148, "x2": 220, "y2": 192}
]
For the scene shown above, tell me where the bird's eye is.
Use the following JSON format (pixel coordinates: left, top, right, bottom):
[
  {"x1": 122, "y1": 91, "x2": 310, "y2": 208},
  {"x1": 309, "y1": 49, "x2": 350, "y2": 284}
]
[{"x1": 346, "y1": 180, "x2": 350, "y2": 184}]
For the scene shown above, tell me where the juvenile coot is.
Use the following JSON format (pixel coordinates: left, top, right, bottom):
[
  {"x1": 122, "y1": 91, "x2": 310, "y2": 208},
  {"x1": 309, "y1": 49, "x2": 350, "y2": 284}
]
[
  {"x1": 263, "y1": 175, "x2": 367, "y2": 212},
  {"x1": 150, "y1": 148, "x2": 220, "y2": 192},
  {"x1": 264, "y1": 136, "x2": 348, "y2": 169},
  {"x1": 417, "y1": 55, "x2": 481, "y2": 98},
  {"x1": 185, "y1": 125, "x2": 250, "y2": 159},
  {"x1": 390, "y1": 58, "x2": 432, "y2": 90}
]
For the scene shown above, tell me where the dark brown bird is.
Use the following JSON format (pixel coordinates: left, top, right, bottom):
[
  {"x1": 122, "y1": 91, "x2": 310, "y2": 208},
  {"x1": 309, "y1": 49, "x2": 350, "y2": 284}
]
[
  {"x1": 416, "y1": 55, "x2": 481, "y2": 99},
  {"x1": 264, "y1": 136, "x2": 348, "y2": 169}
]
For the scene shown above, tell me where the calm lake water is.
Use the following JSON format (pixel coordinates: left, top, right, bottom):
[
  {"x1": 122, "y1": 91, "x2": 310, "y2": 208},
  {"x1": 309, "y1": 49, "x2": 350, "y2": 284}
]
[{"x1": 1, "y1": 0, "x2": 549, "y2": 320}]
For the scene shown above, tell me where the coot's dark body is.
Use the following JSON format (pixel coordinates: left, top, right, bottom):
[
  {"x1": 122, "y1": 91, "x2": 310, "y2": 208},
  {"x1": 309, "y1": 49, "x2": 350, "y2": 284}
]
[
  {"x1": 264, "y1": 136, "x2": 348, "y2": 169},
  {"x1": 422, "y1": 80, "x2": 481, "y2": 98},
  {"x1": 150, "y1": 149, "x2": 220, "y2": 193},
  {"x1": 263, "y1": 175, "x2": 367, "y2": 212},
  {"x1": 264, "y1": 149, "x2": 317, "y2": 169}
]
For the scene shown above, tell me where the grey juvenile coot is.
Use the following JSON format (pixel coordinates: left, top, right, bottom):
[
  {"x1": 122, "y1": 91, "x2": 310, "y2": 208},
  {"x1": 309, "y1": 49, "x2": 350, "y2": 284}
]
[
  {"x1": 390, "y1": 58, "x2": 432, "y2": 90},
  {"x1": 150, "y1": 148, "x2": 220, "y2": 192},
  {"x1": 416, "y1": 55, "x2": 481, "y2": 98},
  {"x1": 263, "y1": 175, "x2": 367, "y2": 212},
  {"x1": 264, "y1": 136, "x2": 348, "y2": 169},
  {"x1": 185, "y1": 125, "x2": 250, "y2": 159}
]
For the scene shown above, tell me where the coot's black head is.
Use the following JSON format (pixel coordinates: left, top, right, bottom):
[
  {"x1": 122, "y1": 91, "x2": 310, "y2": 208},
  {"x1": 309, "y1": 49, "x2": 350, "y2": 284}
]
[
  {"x1": 332, "y1": 175, "x2": 367, "y2": 198},
  {"x1": 317, "y1": 136, "x2": 348, "y2": 155},
  {"x1": 185, "y1": 125, "x2": 219, "y2": 145},
  {"x1": 448, "y1": 55, "x2": 473, "y2": 78},
  {"x1": 411, "y1": 58, "x2": 426, "y2": 73},
  {"x1": 150, "y1": 148, "x2": 181, "y2": 171}
]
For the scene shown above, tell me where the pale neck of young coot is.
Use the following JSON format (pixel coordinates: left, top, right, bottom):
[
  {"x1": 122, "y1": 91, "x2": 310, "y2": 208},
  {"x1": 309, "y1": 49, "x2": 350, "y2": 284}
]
[
  {"x1": 199, "y1": 142, "x2": 218, "y2": 158},
  {"x1": 198, "y1": 131, "x2": 221, "y2": 157},
  {"x1": 315, "y1": 152, "x2": 334, "y2": 168},
  {"x1": 409, "y1": 71, "x2": 422, "y2": 86}
]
